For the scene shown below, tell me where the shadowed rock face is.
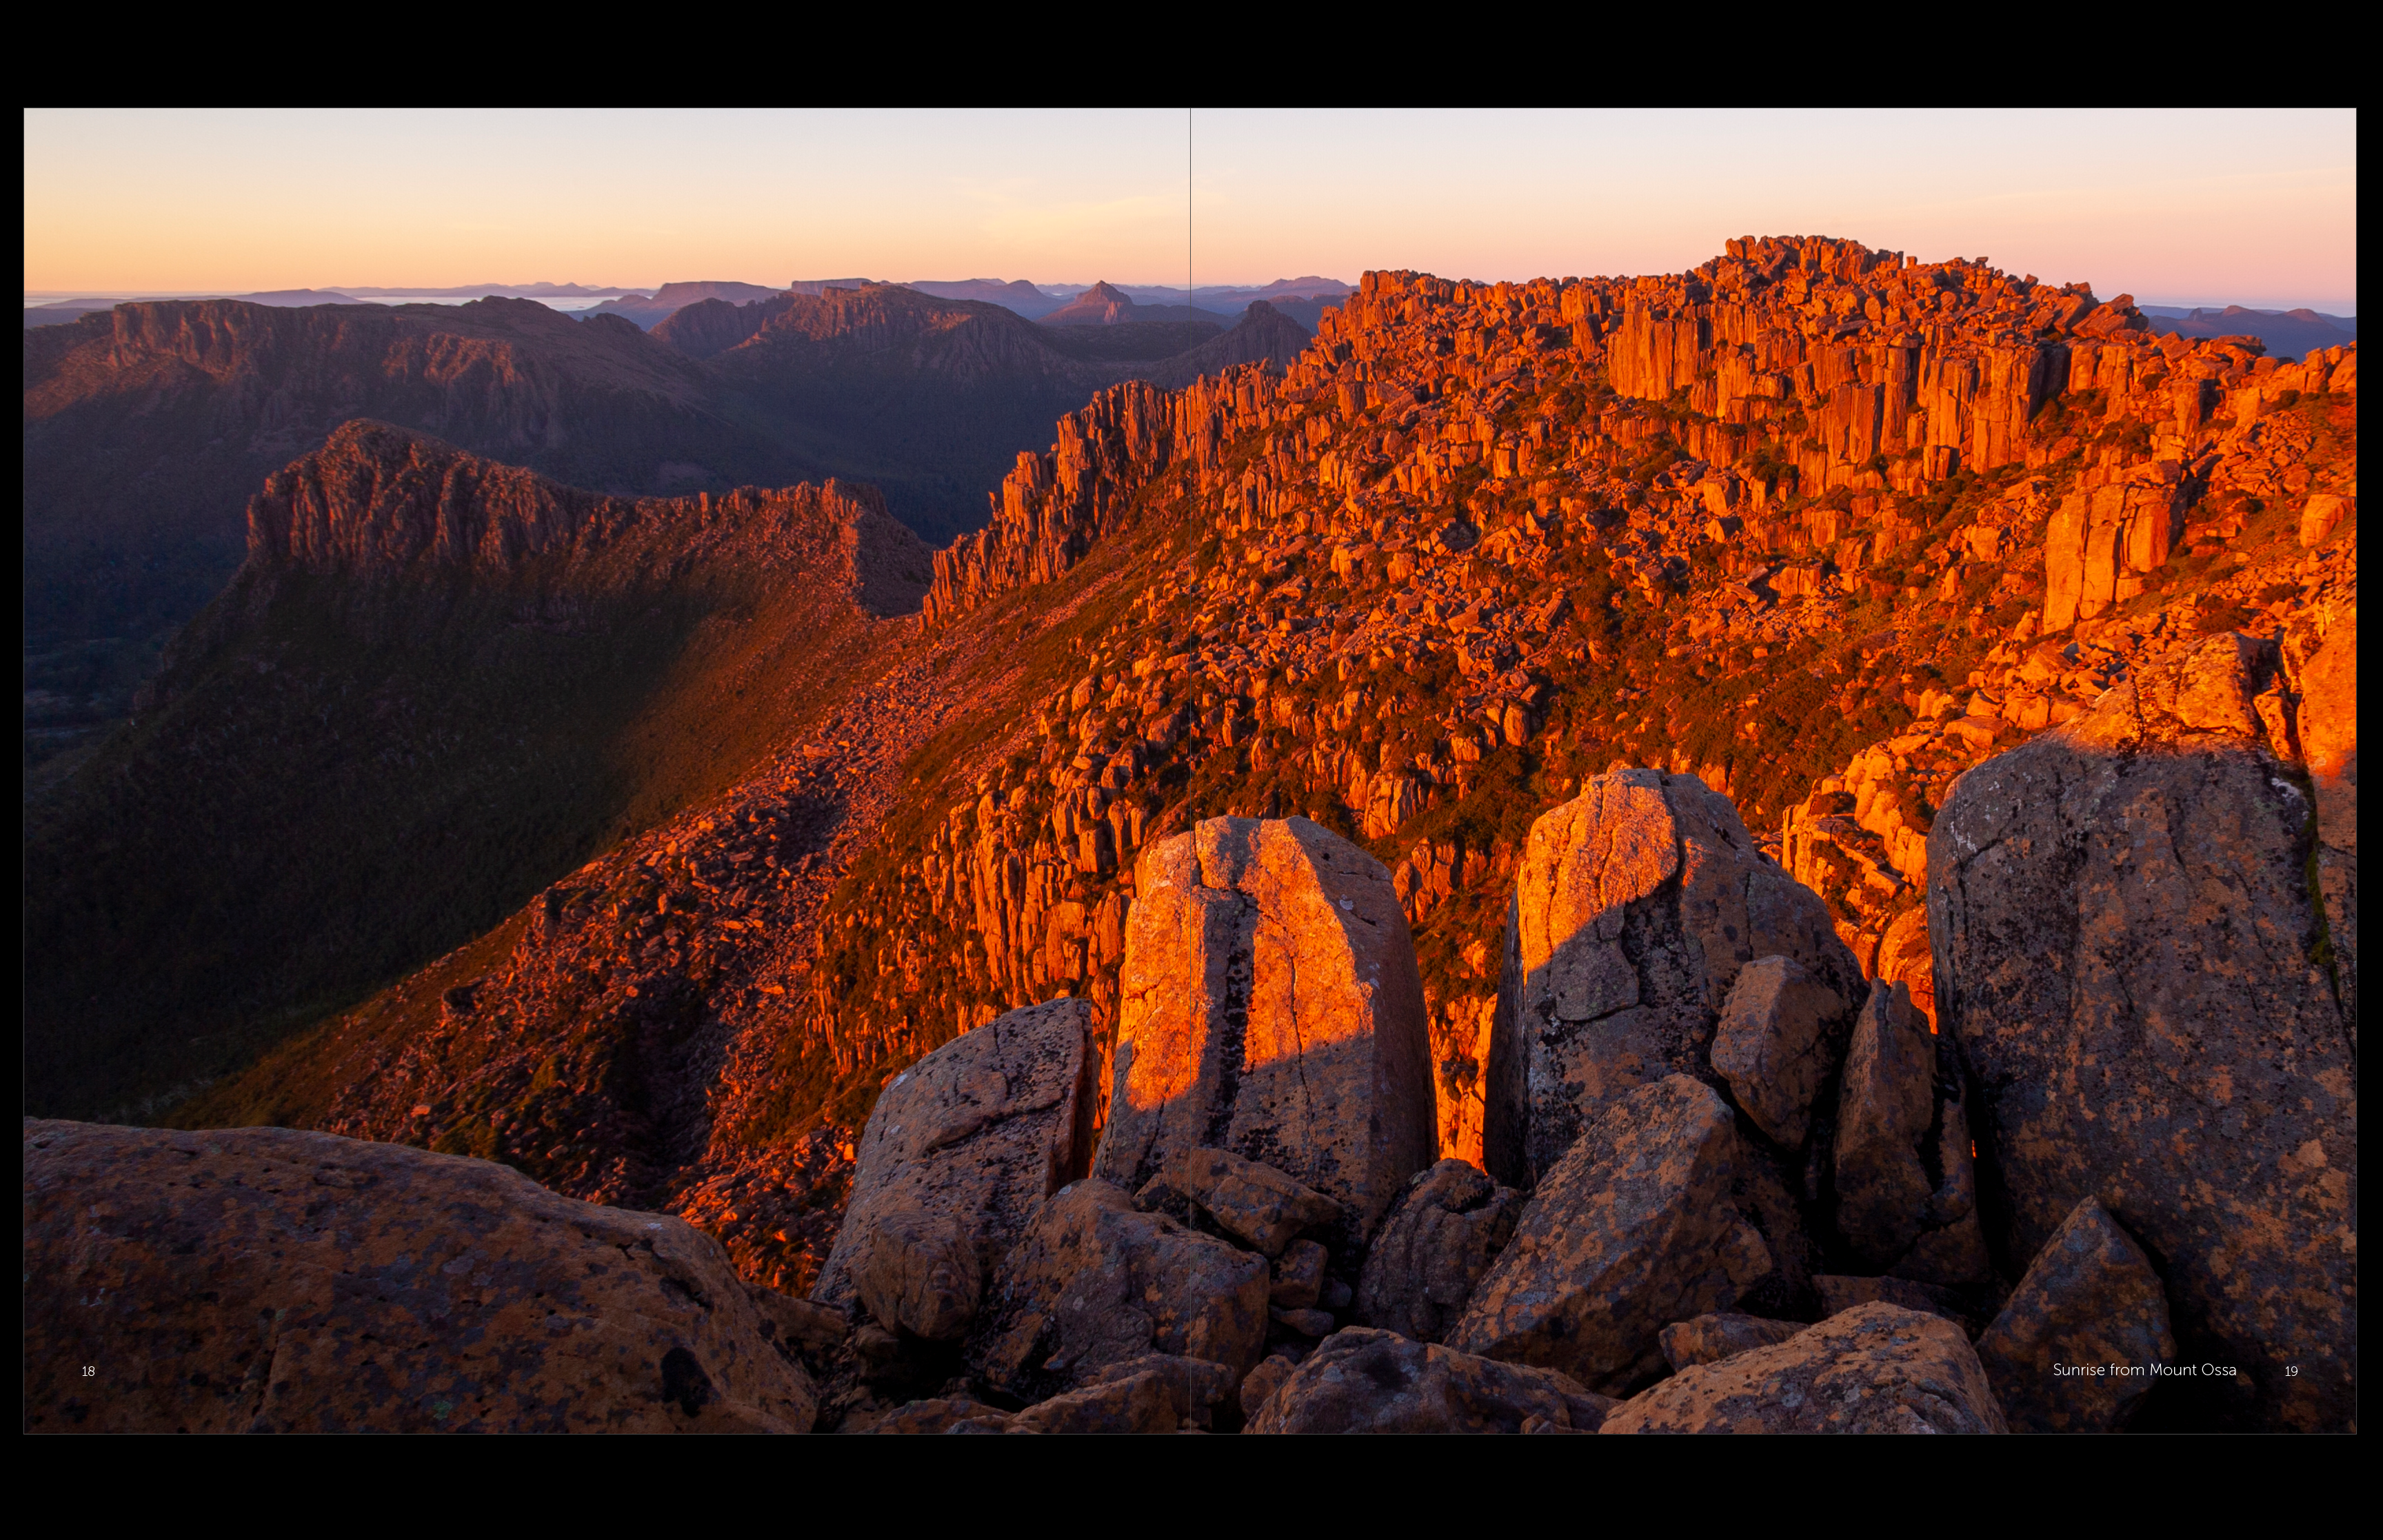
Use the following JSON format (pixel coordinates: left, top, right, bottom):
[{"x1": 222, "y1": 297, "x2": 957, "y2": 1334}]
[
  {"x1": 1930, "y1": 629, "x2": 2357, "y2": 1432},
  {"x1": 967, "y1": 1177, "x2": 1269, "y2": 1398},
  {"x1": 1601, "y1": 1303, "x2": 2007, "y2": 1435},
  {"x1": 1975, "y1": 1198, "x2": 2175, "y2": 1434},
  {"x1": 1451, "y1": 1075, "x2": 1812, "y2": 1396},
  {"x1": 21, "y1": 1119, "x2": 815, "y2": 1433},
  {"x1": 1249, "y1": 1328, "x2": 1615, "y2": 1435},
  {"x1": 2294, "y1": 609, "x2": 2357, "y2": 1023},
  {"x1": 1831, "y1": 980, "x2": 1989, "y2": 1284},
  {"x1": 1709, "y1": 954, "x2": 1847, "y2": 1150},
  {"x1": 1356, "y1": 1159, "x2": 1522, "y2": 1344},
  {"x1": 1094, "y1": 817, "x2": 1438, "y2": 1244},
  {"x1": 1485, "y1": 768, "x2": 1862, "y2": 1186},
  {"x1": 812, "y1": 997, "x2": 1096, "y2": 1338}
]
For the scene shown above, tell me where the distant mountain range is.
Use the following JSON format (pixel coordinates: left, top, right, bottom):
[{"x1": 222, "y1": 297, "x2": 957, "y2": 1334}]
[
  {"x1": 2138, "y1": 304, "x2": 2355, "y2": 361},
  {"x1": 905, "y1": 279, "x2": 1070, "y2": 319},
  {"x1": 24, "y1": 283, "x2": 645, "y2": 325},
  {"x1": 576, "y1": 282, "x2": 775, "y2": 330}
]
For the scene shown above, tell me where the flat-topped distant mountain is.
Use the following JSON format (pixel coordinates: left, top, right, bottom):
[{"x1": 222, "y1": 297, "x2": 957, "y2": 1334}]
[
  {"x1": 225, "y1": 289, "x2": 363, "y2": 307},
  {"x1": 905, "y1": 278, "x2": 1069, "y2": 319},
  {"x1": 24, "y1": 290, "x2": 369, "y2": 328},
  {"x1": 2139, "y1": 303, "x2": 2355, "y2": 361},
  {"x1": 23, "y1": 299, "x2": 123, "y2": 327},
  {"x1": 337, "y1": 282, "x2": 636, "y2": 298}
]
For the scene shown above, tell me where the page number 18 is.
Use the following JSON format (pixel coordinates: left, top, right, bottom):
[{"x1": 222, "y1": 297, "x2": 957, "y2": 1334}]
[{"x1": 81, "y1": 1366, "x2": 94, "y2": 1378}]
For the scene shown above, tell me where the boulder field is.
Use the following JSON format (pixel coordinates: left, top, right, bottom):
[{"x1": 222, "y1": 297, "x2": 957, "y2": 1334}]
[{"x1": 25, "y1": 683, "x2": 2357, "y2": 1432}]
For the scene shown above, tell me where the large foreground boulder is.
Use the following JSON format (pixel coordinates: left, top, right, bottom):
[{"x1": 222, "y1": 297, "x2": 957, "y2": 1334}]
[
  {"x1": 22, "y1": 1119, "x2": 815, "y2": 1432},
  {"x1": 1249, "y1": 1328, "x2": 1616, "y2": 1433},
  {"x1": 968, "y1": 1178, "x2": 1268, "y2": 1399},
  {"x1": 1450, "y1": 1075, "x2": 1812, "y2": 1395},
  {"x1": 1974, "y1": 1198, "x2": 2175, "y2": 1433},
  {"x1": 1485, "y1": 769, "x2": 1862, "y2": 1186},
  {"x1": 1094, "y1": 817, "x2": 1437, "y2": 1242},
  {"x1": 1929, "y1": 629, "x2": 2357, "y2": 1431},
  {"x1": 1600, "y1": 1302, "x2": 2007, "y2": 1434},
  {"x1": 812, "y1": 997, "x2": 1095, "y2": 1339}
]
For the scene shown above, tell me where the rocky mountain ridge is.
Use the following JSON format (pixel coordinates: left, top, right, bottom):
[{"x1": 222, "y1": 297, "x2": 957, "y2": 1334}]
[{"x1": 29, "y1": 234, "x2": 2356, "y2": 1434}]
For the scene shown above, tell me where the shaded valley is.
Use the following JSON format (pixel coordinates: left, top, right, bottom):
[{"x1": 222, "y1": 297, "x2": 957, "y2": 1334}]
[{"x1": 24, "y1": 420, "x2": 930, "y2": 1121}]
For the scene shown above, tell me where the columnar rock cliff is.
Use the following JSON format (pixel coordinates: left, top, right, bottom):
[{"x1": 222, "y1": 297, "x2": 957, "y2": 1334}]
[{"x1": 36, "y1": 234, "x2": 2353, "y2": 1433}]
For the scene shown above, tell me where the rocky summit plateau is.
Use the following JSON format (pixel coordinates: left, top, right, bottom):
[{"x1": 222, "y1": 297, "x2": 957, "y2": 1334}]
[{"x1": 23, "y1": 235, "x2": 2355, "y2": 1435}]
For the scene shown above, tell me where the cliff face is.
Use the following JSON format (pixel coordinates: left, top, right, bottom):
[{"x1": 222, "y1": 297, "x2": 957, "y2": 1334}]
[
  {"x1": 240, "y1": 418, "x2": 921, "y2": 602},
  {"x1": 130, "y1": 241, "x2": 2355, "y2": 1431}
]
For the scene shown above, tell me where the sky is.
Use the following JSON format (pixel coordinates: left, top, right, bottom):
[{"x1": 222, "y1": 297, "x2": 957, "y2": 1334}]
[{"x1": 21, "y1": 109, "x2": 2357, "y2": 311}]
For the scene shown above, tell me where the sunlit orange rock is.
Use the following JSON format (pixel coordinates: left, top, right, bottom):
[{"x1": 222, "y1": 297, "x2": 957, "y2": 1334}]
[
  {"x1": 1094, "y1": 817, "x2": 1437, "y2": 1243},
  {"x1": 1485, "y1": 769, "x2": 1860, "y2": 1186}
]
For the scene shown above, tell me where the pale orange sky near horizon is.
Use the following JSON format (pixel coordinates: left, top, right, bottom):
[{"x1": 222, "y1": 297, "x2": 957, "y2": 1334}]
[{"x1": 21, "y1": 108, "x2": 2358, "y2": 310}]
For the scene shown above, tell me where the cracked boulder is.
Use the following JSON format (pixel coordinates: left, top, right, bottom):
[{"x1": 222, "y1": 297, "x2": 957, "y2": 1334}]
[
  {"x1": 1450, "y1": 1075, "x2": 1814, "y2": 1395},
  {"x1": 1601, "y1": 1303, "x2": 2007, "y2": 1434},
  {"x1": 1248, "y1": 1328, "x2": 1616, "y2": 1434},
  {"x1": 21, "y1": 1120, "x2": 815, "y2": 1432},
  {"x1": 967, "y1": 1178, "x2": 1268, "y2": 1399},
  {"x1": 1093, "y1": 817, "x2": 1437, "y2": 1244},
  {"x1": 1485, "y1": 769, "x2": 1862, "y2": 1186},
  {"x1": 1930, "y1": 629, "x2": 2356, "y2": 1431},
  {"x1": 1356, "y1": 1159, "x2": 1522, "y2": 1344},
  {"x1": 1831, "y1": 981, "x2": 1989, "y2": 1284},
  {"x1": 1974, "y1": 1198, "x2": 2176, "y2": 1433},
  {"x1": 814, "y1": 997, "x2": 1096, "y2": 1338}
]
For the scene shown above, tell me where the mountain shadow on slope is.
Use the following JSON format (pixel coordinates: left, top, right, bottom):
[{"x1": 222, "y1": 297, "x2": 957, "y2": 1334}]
[{"x1": 22, "y1": 421, "x2": 929, "y2": 1123}]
